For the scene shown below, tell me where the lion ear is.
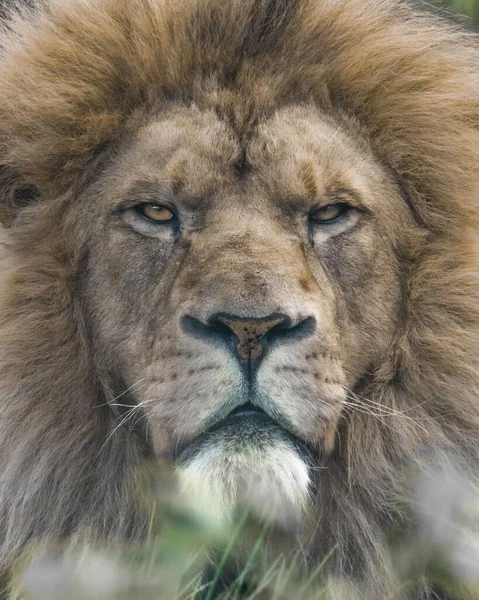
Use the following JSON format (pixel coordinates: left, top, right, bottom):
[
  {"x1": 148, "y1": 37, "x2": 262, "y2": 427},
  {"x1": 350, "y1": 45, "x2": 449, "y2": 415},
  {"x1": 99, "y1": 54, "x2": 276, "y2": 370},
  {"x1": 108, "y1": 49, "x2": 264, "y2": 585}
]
[{"x1": 0, "y1": 165, "x2": 42, "y2": 227}]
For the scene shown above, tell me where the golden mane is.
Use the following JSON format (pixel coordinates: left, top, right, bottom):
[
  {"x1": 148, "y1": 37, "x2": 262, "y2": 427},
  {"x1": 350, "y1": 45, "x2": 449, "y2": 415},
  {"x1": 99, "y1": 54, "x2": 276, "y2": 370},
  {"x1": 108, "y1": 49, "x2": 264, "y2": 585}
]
[{"x1": 0, "y1": 0, "x2": 478, "y2": 597}]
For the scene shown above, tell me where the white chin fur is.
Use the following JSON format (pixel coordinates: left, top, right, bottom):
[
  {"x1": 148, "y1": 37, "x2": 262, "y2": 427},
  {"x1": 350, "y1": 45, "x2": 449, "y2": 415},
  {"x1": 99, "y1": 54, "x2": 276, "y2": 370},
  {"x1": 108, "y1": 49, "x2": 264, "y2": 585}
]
[{"x1": 176, "y1": 431, "x2": 311, "y2": 531}]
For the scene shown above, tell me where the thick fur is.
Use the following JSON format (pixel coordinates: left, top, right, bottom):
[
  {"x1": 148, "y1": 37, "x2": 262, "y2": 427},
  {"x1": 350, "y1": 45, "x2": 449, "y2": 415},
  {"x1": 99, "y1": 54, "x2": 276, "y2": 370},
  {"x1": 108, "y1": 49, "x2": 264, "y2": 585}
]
[{"x1": 0, "y1": 0, "x2": 478, "y2": 598}]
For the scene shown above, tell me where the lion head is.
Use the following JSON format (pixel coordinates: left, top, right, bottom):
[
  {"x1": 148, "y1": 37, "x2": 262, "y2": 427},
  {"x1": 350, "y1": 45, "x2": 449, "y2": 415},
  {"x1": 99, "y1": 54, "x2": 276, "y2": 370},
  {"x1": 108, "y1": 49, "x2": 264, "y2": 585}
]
[{"x1": 0, "y1": 0, "x2": 478, "y2": 597}]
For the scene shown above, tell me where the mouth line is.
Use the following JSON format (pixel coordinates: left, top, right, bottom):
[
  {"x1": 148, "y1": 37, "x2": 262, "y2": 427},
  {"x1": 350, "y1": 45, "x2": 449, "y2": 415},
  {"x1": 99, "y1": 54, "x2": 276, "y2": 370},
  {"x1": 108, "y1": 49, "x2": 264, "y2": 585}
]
[
  {"x1": 227, "y1": 401, "x2": 265, "y2": 418},
  {"x1": 173, "y1": 400, "x2": 319, "y2": 466}
]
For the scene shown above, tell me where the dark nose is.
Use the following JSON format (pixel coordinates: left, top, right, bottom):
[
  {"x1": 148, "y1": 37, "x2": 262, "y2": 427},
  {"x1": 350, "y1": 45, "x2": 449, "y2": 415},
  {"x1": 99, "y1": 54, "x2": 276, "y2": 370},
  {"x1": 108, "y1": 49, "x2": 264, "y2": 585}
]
[
  {"x1": 182, "y1": 312, "x2": 316, "y2": 361},
  {"x1": 212, "y1": 314, "x2": 287, "y2": 360}
]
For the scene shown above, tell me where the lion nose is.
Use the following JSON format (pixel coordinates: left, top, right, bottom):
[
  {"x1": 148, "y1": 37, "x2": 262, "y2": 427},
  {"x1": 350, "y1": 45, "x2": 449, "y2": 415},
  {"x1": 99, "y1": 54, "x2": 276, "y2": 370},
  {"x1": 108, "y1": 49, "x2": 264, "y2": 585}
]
[
  {"x1": 182, "y1": 312, "x2": 316, "y2": 362},
  {"x1": 211, "y1": 314, "x2": 288, "y2": 360}
]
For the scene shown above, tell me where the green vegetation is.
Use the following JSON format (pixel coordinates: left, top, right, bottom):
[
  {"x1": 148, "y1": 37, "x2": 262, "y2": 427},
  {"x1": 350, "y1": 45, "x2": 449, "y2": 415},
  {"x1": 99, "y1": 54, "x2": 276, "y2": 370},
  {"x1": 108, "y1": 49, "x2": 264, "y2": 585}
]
[
  {"x1": 17, "y1": 464, "x2": 479, "y2": 600},
  {"x1": 440, "y1": 0, "x2": 479, "y2": 25}
]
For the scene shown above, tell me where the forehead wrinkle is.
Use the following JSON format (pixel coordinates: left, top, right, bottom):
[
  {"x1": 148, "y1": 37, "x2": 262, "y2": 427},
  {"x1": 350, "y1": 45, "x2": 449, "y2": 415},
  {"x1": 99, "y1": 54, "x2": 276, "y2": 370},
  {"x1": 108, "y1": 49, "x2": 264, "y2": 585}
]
[
  {"x1": 165, "y1": 157, "x2": 188, "y2": 196},
  {"x1": 117, "y1": 177, "x2": 214, "y2": 213},
  {"x1": 119, "y1": 180, "x2": 175, "y2": 208},
  {"x1": 300, "y1": 161, "x2": 319, "y2": 199},
  {"x1": 138, "y1": 107, "x2": 242, "y2": 161},
  {"x1": 325, "y1": 184, "x2": 366, "y2": 208}
]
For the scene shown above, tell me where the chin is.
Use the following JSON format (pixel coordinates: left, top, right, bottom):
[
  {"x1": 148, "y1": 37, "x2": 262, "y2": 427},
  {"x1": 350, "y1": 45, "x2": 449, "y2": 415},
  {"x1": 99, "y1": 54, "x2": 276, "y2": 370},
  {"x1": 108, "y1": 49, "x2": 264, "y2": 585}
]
[{"x1": 175, "y1": 406, "x2": 313, "y2": 532}]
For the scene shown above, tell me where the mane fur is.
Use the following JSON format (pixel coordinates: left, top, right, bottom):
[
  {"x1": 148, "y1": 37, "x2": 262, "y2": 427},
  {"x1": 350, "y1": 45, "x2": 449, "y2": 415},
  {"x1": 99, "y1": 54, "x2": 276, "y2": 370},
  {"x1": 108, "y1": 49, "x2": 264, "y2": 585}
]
[{"x1": 0, "y1": 0, "x2": 478, "y2": 597}]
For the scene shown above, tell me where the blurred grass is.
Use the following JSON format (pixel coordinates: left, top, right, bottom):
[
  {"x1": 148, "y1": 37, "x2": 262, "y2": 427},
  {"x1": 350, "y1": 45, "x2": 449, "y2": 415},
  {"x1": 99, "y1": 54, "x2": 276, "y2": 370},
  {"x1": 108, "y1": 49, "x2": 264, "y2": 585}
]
[
  {"x1": 438, "y1": 0, "x2": 479, "y2": 25},
  {"x1": 17, "y1": 463, "x2": 479, "y2": 600}
]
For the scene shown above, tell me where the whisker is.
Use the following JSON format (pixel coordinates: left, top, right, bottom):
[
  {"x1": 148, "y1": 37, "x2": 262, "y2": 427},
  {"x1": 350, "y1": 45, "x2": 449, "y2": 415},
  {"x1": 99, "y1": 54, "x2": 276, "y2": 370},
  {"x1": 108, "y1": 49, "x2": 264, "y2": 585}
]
[
  {"x1": 96, "y1": 397, "x2": 154, "y2": 457},
  {"x1": 342, "y1": 387, "x2": 428, "y2": 434},
  {"x1": 95, "y1": 378, "x2": 147, "y2": 409}
]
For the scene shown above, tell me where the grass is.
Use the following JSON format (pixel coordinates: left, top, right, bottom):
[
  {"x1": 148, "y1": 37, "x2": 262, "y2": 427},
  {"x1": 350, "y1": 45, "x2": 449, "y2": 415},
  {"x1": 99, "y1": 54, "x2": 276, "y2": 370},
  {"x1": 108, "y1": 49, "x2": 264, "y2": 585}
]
[
  {"x1": 17, "y1": 461, "x2": 479, "y2": 600},
  {"x1": 439, "y1": 0, "x2": 479, "y2": 24}
]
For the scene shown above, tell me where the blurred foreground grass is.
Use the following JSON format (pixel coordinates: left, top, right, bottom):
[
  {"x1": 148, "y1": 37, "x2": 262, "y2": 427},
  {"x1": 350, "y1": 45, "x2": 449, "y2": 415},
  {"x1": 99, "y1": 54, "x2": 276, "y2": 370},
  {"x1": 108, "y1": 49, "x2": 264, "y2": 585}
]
[{"x1": 16, "y1": 462, "x2": 479, "y2": 600}]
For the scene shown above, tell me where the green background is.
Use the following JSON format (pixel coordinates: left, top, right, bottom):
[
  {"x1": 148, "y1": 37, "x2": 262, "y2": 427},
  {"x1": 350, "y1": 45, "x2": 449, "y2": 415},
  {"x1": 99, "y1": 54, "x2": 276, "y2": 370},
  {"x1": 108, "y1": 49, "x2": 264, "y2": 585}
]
[{"x1": 439, "y1": 0, "x2": 479, "y2": 25}]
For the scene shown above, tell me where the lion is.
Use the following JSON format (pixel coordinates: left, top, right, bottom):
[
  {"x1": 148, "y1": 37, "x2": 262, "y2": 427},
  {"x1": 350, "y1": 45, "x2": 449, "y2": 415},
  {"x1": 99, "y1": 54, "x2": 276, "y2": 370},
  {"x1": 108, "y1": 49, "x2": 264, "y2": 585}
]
[{"x1": 0, "y1": 0, "x2": 478, "y2": 597}]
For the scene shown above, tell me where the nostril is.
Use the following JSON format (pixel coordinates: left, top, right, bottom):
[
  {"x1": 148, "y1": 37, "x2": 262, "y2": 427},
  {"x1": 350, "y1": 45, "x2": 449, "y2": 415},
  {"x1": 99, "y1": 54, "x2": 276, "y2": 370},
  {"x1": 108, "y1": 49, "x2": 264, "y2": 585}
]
[
  {"x1": 266, "y1": 316, "x2": 316, "y2": 345},
  {"x1": 181, "y1": 314, "x2": 238, "y2": 353},
  {"x1": 181, "y1": 315, "x2": 221, "y2": 343},
  {"x1": 206, "y1": 314, "x2": 237, "y2": 338},
  {"x1": 181, "y1": 313, "x2": 316, "y2": 361},
  {"x1": 266, "y1": 315, "x2": 292, "y2": 334}
]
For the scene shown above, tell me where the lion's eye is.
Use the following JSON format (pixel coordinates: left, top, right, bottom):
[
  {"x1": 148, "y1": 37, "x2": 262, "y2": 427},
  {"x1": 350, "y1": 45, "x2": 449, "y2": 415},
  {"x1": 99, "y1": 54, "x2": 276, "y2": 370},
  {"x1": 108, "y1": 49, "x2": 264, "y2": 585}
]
[
  {"x1": 310, "y1": 203, "x2": 350, "y2": 224},
  {"x1": 136, "y1": 204, "x2": 175, "y2": 223}
]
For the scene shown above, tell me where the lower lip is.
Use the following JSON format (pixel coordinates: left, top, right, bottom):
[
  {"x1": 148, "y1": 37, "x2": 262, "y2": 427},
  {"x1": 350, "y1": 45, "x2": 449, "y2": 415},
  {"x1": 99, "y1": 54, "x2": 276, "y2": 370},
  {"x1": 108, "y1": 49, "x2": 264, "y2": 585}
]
[{"x1": 230, "y1": 408, "x2": 264, "y2": 418}]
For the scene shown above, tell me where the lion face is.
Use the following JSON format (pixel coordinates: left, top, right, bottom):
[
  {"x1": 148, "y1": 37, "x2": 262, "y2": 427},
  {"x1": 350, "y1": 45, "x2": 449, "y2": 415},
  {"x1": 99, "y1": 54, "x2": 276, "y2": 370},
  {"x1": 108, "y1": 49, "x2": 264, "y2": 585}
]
[
  {"x1": 1, "y1": 0, "x2": 478, "y2": 595},
  {"x1": 77, "y1": 102, "x2": 410, "y2": 523}
]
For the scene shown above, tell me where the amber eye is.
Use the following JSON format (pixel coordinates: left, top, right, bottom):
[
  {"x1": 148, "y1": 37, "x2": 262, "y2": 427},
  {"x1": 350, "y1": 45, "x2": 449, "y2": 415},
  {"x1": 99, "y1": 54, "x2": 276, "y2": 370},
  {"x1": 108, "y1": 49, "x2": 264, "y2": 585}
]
[
  {"x1": 136, "y1": 203, "x2": 175, "y2": 223},
  {"x1": 310, "y1": 203, "x2": 349, "y2": 224}
]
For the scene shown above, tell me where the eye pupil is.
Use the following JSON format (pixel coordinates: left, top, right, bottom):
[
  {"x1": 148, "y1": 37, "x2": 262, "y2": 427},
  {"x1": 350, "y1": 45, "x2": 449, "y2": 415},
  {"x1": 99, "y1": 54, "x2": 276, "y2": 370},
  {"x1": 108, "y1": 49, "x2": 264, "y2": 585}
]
[{"x1": 138, "y1": 204, "x2": 174, "y2": 223}]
